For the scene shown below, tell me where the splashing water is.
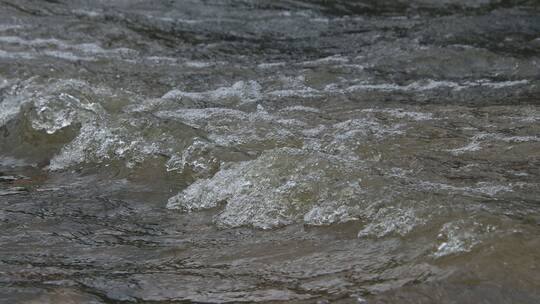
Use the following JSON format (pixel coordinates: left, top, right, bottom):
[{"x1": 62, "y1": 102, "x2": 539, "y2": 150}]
[{"x1": 1, "y1": 0, "x2": 540, "y2": 303}]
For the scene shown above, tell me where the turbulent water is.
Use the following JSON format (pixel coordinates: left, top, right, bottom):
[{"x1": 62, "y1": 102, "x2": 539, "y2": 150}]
[{"x1": 1, "y1": 0, "x2": 539, "y2": 303}]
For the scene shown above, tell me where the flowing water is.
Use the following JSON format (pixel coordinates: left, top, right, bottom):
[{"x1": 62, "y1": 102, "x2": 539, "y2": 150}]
[{"x1": 1, "y1": 1, "x2": 540, "y2": 303}]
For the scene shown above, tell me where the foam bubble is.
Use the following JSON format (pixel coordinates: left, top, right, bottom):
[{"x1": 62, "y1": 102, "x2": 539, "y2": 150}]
[
  {"x1": 161, "y1": 81, "x2": 262, "y2": 105},
  {"x1": 168, "y1": 148, "x2": 368, "y2": 229},
  {"x1": 434, "y1": 220, "x2": 496, "y2": 258}
]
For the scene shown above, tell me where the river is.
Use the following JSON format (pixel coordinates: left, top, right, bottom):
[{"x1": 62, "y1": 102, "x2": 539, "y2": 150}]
[{"x1": 1, "y1": 1, "x2": 539, "y2": 303}]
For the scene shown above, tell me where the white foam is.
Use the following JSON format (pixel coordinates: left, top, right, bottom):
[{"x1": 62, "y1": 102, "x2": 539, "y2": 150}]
[
  {"x1": 71, "y1": 9, "x2": 102, "y2": 17},
  {"x1": 419, "y1": 181, "x2": 512, "y2": 197},
  {"x1": 0, "y1": 24, "x2": 23, "y2": 31},
  {"x1": 145, "y1": 56, "x2": 178, "y2": 63},
  {"x1": 466, "y1": 79, "x2": 529, "y2": 89},
  {"x1": 156, "y1": 107, "x2": 303, "y2": 147},
  {"x1": 0, "y1": 49, "x2": 35, "y2": 59},
  {"x1": 448, "y1": 140, "x2": 483, "y2": 155},
  {"x1": 301, "y1": 55, "x2": 349, "y2": 66},
  {"x1": 165, "y1": 139, "x2": 219, "y2": 178},
  {"x1": 279, "y1": 106, "x2": 322, "y2": 113},
  {"x1": 167, "y1": 148, "x2": 367, "y2": 229},
  {"x1": 0, "y1": 36, "x2": 137, "y2": 59},
  {"x1": 42, "y1": 50, "x2": 93, "y2": 61},
  {"x1": 0, "y1": 78, "x2": 37, "y2": 127},
  {"x1": 357, "y1": 207, "x2": 424, "y2": 238},
  {"x1": 49, "y1": 123, "x2": 162, "y2": 170},
  {"x1": 434, "y1": 220, "x2": 496, "y2": 258},
  {"x1": 267, "y1": 88, "x2": 321, "y2": 98},
  {"x1": 184, "y1": 61, "x2": 214, "y2": 68},
  {"x1": 449, "y1": 132, "x2": 540, "y2": 155},
  {"x1": 332, "y1": 119, "x2": 405, "y2": 139},
  {"x1": 344, "y1": 79, "x2": 529, "y2": 93},
  {"x1": 257, "y1": 62, "x2": 286, "y2": 69},
  {"x1": 162, "y1": 81, "x2": 262, "y2": 104},
  {"x1": 362, "y1": 108, "x2": 434, "y2": 121}
]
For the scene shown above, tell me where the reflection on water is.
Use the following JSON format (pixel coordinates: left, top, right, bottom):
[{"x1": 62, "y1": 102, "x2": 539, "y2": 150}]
[{"x1": 1, "y1": 0, "x2": 539, "y2": 303}]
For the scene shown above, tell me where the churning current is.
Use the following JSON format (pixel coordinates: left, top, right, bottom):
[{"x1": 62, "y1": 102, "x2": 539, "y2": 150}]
[{"x1": 0, "y1": 0, "x2": 539, "y2": 303}]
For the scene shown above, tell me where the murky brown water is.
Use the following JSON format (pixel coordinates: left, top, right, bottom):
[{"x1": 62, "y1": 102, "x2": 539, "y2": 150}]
[{"x1": 1, "y1": 1, "x2": 540, "y2": 303}]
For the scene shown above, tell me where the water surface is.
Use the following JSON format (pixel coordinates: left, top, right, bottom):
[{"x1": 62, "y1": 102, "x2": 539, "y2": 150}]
[{"x1": 1, "y1": 0, "x2": 539, "y2": 303}]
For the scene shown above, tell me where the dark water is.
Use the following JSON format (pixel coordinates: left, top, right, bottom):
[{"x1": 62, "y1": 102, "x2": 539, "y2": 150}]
[{"x1": 1, "y1": 1, "x2": 540, "y2": 303}]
